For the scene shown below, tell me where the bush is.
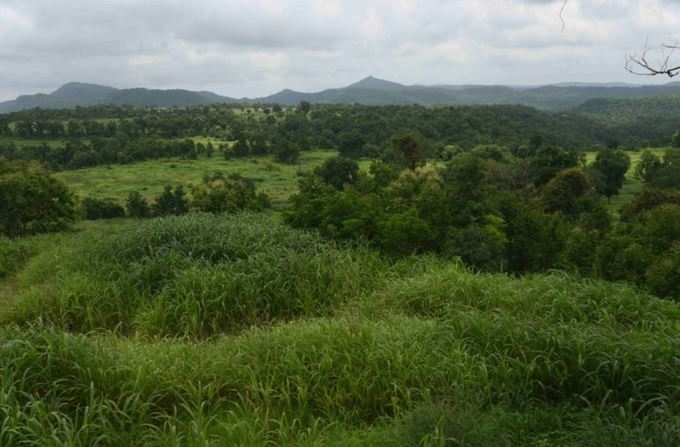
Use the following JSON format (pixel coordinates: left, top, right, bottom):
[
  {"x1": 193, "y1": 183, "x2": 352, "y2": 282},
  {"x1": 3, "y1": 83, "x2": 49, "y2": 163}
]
[
  {"x1": 0, "y1": 163, "x2": 76, "y2": 237},
  {"x1": 81, "y1": 197, "x2": 126, "y2": 220},
  {"x1": 152, "y1": 185, "x2": 189, "y2": 217},
  {"x1": 125, "y1": 191, "x2": 151, "y2": 218},
  {"x1": 191, "y1": 172, "x2": 270, "y2": 214}
]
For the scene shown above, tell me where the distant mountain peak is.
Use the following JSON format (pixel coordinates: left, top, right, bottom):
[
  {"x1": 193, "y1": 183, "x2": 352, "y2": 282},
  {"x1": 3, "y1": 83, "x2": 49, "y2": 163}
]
[
  {"x1": 348, "y1": 76, "x2": 405, "y2": 90},
  {"x1": 51, "y1": 82, "x2": 118, "y2": 100}
]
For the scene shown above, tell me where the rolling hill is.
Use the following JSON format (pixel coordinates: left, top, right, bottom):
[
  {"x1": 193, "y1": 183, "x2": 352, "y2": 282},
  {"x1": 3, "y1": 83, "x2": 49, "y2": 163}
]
[
  {"x1": 0, "y1": 82, "x2": 238, "y2": 113},
  {"x1": 3, "y1": 77, "x2": 680, "y2": 113}
]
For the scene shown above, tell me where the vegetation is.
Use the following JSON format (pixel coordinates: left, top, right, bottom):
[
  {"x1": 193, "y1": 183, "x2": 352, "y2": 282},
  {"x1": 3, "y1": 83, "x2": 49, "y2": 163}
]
[
  {"x1": 2, "y1": 219, "x2": 680, "y2": 445},
  {"x1": 0, "y1": 160, "x2": 76, "y2": 237},
  {"x1": 3, "y1": 100, "x2": 680, "y2": 445}
]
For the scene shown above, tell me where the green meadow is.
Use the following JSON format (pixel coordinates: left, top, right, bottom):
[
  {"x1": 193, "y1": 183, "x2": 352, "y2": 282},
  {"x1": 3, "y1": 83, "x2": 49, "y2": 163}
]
[{"x1": 55, "y1": 150, "x2": 336, "y2": 207}]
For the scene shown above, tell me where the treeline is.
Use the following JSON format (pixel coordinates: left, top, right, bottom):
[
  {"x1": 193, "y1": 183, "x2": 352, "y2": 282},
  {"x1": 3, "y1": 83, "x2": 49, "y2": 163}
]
[
  {"x1": 576, "y1": 96, "x2": 680, "y2": 147},
  {"x1": 2, "y1": 102, "x2": 671, "y2": 159},
  {"x1": 287, "y1": 135, "x2": 680, "y2": 299},
  {"x1": 0, "y1": 138, "x2": 210, "y2": 170}
]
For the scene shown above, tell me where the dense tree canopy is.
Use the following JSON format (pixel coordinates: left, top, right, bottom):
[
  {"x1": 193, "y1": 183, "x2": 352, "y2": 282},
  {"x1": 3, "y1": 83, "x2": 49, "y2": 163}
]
[{"x1": 0, "y1": 161, "x2": 76, "y2": 237}]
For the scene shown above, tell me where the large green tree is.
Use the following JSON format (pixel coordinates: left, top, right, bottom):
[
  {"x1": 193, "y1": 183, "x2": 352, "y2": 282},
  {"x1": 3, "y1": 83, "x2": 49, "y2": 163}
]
[{"x1": 591, "y1": 149, "x2": 631, "y2": 199}]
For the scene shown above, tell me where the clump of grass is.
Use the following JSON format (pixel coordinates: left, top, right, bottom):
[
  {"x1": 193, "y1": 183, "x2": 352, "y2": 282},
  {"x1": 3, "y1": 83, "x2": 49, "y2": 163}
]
[
  {"x1": 358, "y1": 264, "x2": 680, "y2": 411},
  {"x1": 3, "y1": 315, "x2": 680, "y2": 446},
  {"x1": 0, "y1": 237, "x2": 32, "y2": 279},
  {"x1": 10, "y1": 213, "x2": 386, "y2": 337}
]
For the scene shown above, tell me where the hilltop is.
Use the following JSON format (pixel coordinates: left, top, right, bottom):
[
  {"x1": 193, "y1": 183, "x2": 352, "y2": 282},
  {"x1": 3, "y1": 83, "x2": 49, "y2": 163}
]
[{"x1": 3, "y1": 76, "x2": 680, "y2": 113}]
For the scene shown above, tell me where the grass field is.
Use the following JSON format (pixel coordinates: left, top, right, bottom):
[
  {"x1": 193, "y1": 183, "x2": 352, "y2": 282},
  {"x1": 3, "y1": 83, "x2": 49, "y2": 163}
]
[
  {"x1": 0, "y1": 136, "x2": 66, "y2": 148},
  {"x1": 55, "y1": 150, "x2": 341, "y2": 208}
]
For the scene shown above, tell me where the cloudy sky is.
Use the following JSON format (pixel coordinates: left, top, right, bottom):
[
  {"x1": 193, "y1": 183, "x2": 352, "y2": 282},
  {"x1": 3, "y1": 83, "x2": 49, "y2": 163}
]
[{"x1": 1, "y1": 0, "x2": 679, "y2": 101}]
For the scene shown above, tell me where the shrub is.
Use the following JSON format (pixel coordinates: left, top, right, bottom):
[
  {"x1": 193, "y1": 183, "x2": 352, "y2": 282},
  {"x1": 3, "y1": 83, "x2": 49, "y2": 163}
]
[
  {"x1": 0, "y1": 163, "x2": 76, "y2": 237},
  {"x1": 81, "y1": 197, "x2": 126, "y2": 220},
  {"x1": 191, "y1": 172, "x2": 270, "y2": 214},
  {"x1": 152, "y1": 185, "x2": 189, "y2": 216},
  {"x1": 125, "y1": 191, "x2": 151, "y2": 218}
]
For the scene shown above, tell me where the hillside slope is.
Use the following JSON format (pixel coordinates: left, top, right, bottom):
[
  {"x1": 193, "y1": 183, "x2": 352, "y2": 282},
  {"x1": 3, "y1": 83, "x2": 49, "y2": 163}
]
[
  {"x1": 4, "y1": 77, "x2": 680, "y2": 112},
  {"x1": 0, "y1": 83, "x2": 237, "y2": 113}
]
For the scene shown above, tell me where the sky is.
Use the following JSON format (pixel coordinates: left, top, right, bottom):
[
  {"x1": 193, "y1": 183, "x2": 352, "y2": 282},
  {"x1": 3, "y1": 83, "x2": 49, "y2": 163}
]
[{"x1": 1, "y1": 0, "x2": 680, "y2": 101}]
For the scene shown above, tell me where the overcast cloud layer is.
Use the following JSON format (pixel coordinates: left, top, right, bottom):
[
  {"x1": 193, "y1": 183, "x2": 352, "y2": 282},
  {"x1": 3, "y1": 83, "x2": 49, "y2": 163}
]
[{"x1": 1, "y1": 0, "x2": 680, "y2": 101}]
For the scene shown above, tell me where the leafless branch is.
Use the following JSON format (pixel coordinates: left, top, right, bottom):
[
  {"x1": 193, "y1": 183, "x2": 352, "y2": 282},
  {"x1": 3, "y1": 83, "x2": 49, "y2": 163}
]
[
  {"x1": 560, "y1": 0, "x2": 679, "y2": 78},
  {"x1": 626, "y1": 42, "x2": 680, "y2": 78}
]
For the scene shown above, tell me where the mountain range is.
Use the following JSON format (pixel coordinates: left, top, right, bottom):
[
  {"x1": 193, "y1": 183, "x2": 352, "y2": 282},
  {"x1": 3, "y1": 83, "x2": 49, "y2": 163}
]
[{"x1": 2, "y1": 76, "x2": 680, "y2": 113}]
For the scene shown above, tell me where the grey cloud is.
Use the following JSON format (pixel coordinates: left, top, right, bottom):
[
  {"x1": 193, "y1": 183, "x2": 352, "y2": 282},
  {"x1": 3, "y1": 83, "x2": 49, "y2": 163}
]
[{"x1": 0, "y1": 0, "x2": 679, "y2": 100}]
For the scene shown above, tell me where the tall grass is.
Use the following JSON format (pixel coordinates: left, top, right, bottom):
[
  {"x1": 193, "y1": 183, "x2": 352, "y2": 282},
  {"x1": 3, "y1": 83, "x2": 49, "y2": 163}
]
[
  {"x1": 9, "y1": 213, "x2": 386, "y2": 336},
  {"x1": 0, "y1": 237, "x2": 31, "y2": 279},
  {"x1": 3, "y1": 214, "x2": 680, "y2": 445}
]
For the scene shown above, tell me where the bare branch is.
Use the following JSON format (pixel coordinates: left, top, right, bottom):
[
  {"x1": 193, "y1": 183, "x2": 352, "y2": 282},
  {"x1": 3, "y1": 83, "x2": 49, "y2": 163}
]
[{"x1": 626, "y1": 41, "x2": 680, "y2": 78}]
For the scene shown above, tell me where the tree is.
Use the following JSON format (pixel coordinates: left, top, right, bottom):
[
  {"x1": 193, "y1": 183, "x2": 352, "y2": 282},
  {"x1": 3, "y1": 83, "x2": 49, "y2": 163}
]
[
  {"x1": 541, "y1": 168, "x2": 593, "y2": 217},
  {"x1": 591, "y1": 149, "x2": 631, "y2": 199},
  {"x1": 126, "y1": 191, "x2": 151, "y2": 218},
  {"x1": 0, "y1": 162, "x2": 76, "y2": 237},
  {"x1": 673, "y1": 131, "x2": 680, "y2": 148},
  {"x1": 390, "y1": 131, "x2": 427, "y2": 171},
  {"x1": 153, "y1": 185, "x2": 189, "y2": 216},
  {"x1": 191, "y1": 172, "x2": 270, "y2": 214},
  {"x1": 298, "y1": 101, "x2": 312, "y2": 114},
  {"x1": 315, "y1": 157, "x2": 359, "y2": 190},
  {"x1": 634, "y1": 150, "x2": 662, "y2": 183},
  {"x1": 228, "y1": 139, "x2": 250, "y2": 158},
  {"x1": 529, "y1": 146, "x2": 579, "y2": 186},
  {"x1": 274, "y1": 139, "x2": 300, "y2": 164},
  {"x1": 337, "y1": 130, "x2": 366, "y2": 159}
]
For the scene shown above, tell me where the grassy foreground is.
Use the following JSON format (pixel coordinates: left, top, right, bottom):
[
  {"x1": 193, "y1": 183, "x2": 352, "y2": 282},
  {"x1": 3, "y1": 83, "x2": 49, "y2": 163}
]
[{"x1": 2, "y1": 214, "x2": 680, "y2": 446}]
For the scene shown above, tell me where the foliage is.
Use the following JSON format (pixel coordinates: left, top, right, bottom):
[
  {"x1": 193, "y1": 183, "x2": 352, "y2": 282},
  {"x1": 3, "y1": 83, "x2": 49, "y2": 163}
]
[
  {"x1": 591, "y1": 149, "x2": 631, "y2": 198},
  {"x1": 315, "y1": 156, "x2": 359, "y2": 190},
  {"x1": 389, "y1": 131, "x2": 428, "y2": 171},
  {"x1": 81, "y1": 197, "x2": 126, "y2": 220},
  {"x1": 634, "y1": 150, "x2": 663, "y2": 183},
  {"x1": 125, "y1": 191, "x2": 151, "y2": 218},
  {"x1": 191, "y1": 172, "x2": 271, "y2": 213},
  {"x1": 153, "y1": 185, "x2": 189, "y2": 217},
  {"x1": 0, "y1": 161, "x2": 76, "y2": 237},
  {"x1": 288, "y1": 149, "x2": 584, "y2": 272},
  {"x1": 636, "y1": 149, "x2": 680, "y2": 189}
]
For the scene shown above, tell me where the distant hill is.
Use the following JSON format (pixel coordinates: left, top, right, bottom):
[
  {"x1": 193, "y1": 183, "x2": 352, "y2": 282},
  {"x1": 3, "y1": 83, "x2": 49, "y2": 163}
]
[
  {"x1": 0, "y1": 83, "x2": 237, "y2": 113},
  {"x1": 255, "y1": 77, "x2": 680, "y2": 110},
  {"x1": 3, "y1": 77, "x2": 680, "y2": 113},
  {"x1": 571, "y1": 95, "x2": 680, "y2": 146}
]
